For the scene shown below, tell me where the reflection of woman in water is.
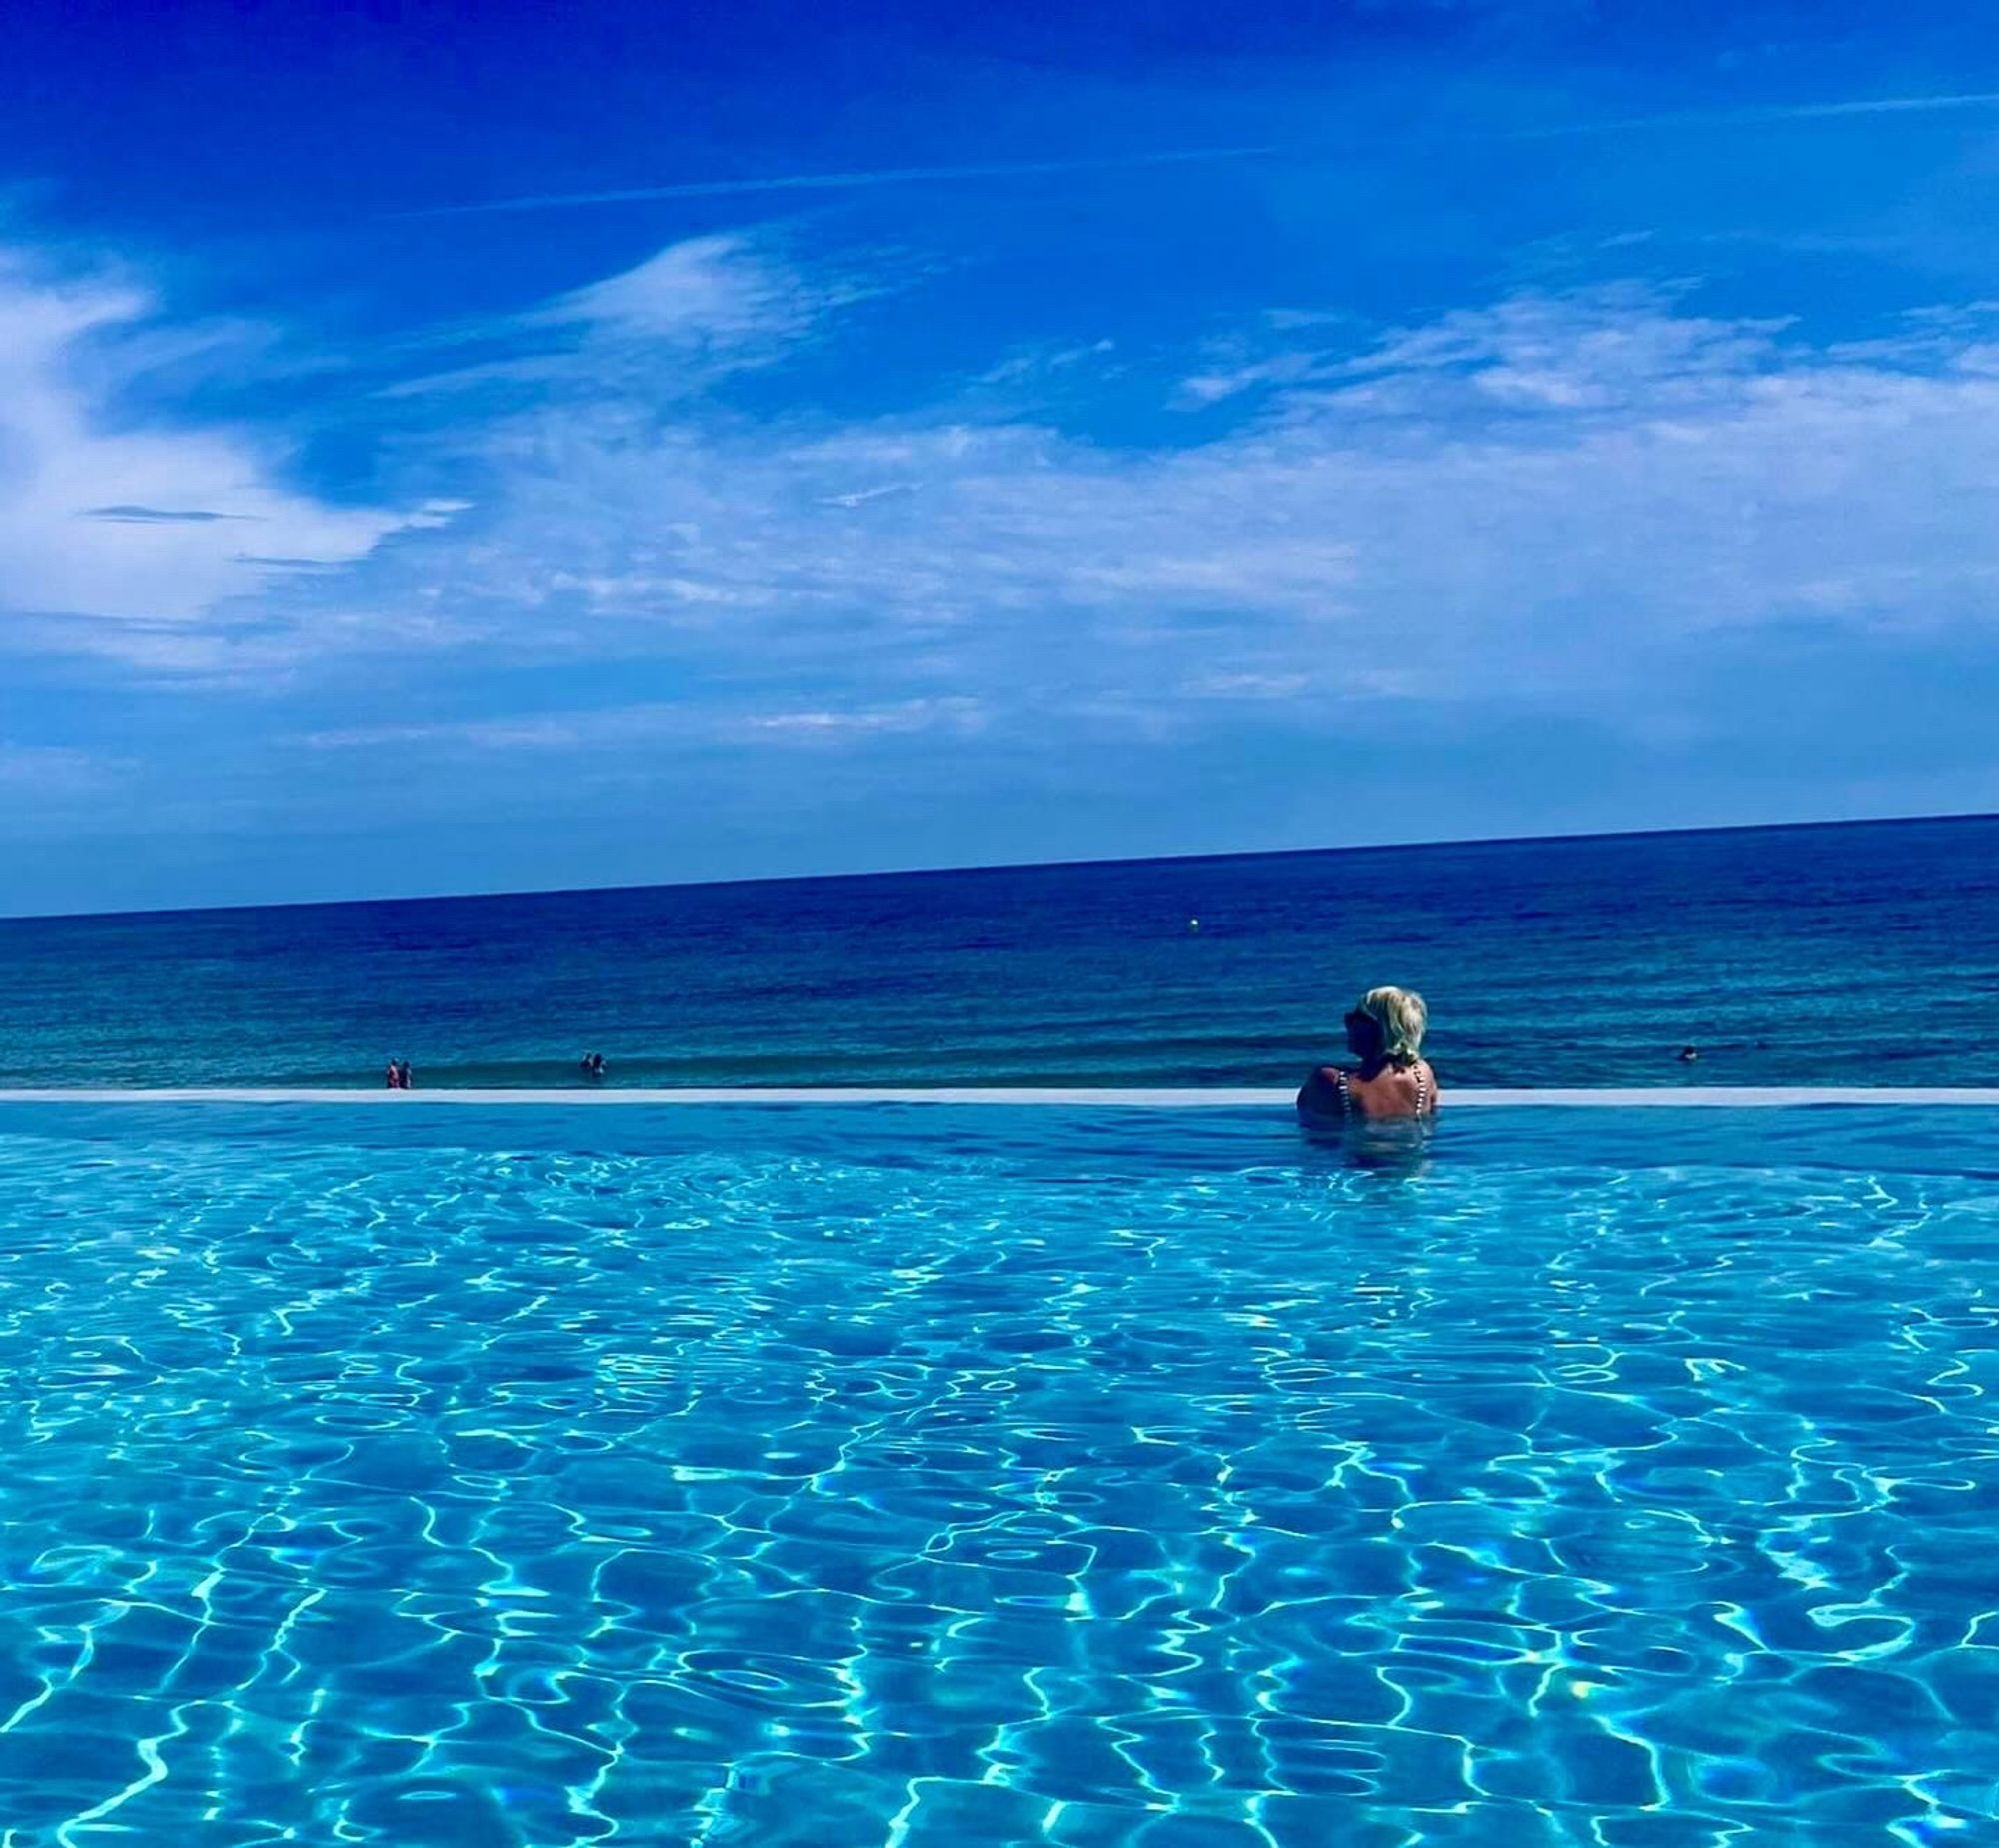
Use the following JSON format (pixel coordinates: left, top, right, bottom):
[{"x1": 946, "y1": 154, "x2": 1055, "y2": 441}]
[{"x1": 1297, "y1": 986, "x2": 1439, "y2": 1125}]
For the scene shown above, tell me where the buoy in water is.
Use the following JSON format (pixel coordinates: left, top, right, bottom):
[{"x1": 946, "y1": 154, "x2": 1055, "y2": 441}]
[{"x1": 1187, "y1": 917, "x2": 1201, "y2": 933}]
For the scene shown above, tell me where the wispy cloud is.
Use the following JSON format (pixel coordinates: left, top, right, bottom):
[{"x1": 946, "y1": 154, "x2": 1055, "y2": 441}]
[
  {"x1": 540, "y1": 235, "x2": 824, "y2": 339},
  {"x1": 357, "y1": 273, "x2": 1999, "y2": 749},
  {"x1": 381, "y1": 232, "x2": 861, "y2": 401},
  {"x1": 0, "y1": 742, "x2": 127, "y2": 796},
  {"x1": 301, "y1": 712, "x2": 667, "y2": 753},
  {"x1": 0, "y1": 249, "x2": 414, "y2": 639},
  {"x1": 735, "y1": 697, "x2": 986, "y2": 740},
  {"x1": 304, "y1": 696, "x2": 987, "y2": 753},
  {"x1": 396, "y1": 146, "x2": 1275, "y2": 218},
  {"x1": 22, "y1": 231, "x2": 1999, "y2": 794}
]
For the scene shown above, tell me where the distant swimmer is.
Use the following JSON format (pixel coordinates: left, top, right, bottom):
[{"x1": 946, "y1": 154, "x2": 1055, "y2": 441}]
[
  {"x1": 1297, "y1": 986, "x2": 1440, "y2": 1124},
  {"x1": 396, "y1": 1058, "x2": 414, "y2": 1089},
  {"x1": 580, "y1": 1052, "x2": 606, "y2": 1080},
  {"x1": 385, "y1": 1059, "x2": 401, "y2": 1090},
  {"x1": 1187, "y1": 917, "x2": 1201, "y2": 933},
  {"x1": 1678, "y1": 1045, "x2": 1700, "y2": 1063}
]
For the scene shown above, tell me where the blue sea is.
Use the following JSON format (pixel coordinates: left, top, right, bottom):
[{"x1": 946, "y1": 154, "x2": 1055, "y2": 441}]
[
  {"x1": 2, "y1": 814, "x2": 1997, "y2": 1090},
  {"x1": 0, "y1": 1100, "x2": 1995, "y2": 1843}
]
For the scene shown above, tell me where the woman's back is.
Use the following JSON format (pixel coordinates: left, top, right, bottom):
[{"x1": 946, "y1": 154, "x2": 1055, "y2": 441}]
[
  {"x1": 1296, "y1": 985, "x2": 1440, "y2": 1125},
  {"x1": 1297, "y1": 1057, "x2": 1438, "y2": 1122}
]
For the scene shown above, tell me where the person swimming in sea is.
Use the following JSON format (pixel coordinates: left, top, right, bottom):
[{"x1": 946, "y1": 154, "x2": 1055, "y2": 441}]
[{"x1": 1297, "y1": 985, "x2": 1439, "y2": 1124}]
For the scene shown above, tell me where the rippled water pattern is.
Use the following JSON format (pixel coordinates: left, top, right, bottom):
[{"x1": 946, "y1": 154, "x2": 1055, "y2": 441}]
[{"x1": 2, "y1": 1104, "x2": 1996, "y2": 1846}]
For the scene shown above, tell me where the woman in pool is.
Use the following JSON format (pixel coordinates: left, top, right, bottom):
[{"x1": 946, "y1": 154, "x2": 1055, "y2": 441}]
[{"x1": 1297, "y1": 985, "x2": 1439, "y2": 1123}]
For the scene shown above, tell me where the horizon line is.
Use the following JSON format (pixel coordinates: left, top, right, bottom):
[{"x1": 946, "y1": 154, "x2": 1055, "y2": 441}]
[{"x1": 4, "y1": 806, "x2": 1993, "y2": 929}]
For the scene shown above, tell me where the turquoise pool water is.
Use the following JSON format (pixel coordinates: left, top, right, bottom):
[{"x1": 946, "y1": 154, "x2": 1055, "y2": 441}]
[{"x1": 0, "y1": 1103, "x2": 1994, "y2": 1845}]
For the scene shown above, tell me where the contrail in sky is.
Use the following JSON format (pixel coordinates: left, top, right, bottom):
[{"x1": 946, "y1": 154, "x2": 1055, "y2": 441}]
[
  {"x1": 398, "y1": 145, "x2": 1277, "y2": 218},
  {"x1": 1518, "y1": 90, "x2": 1999, "y2": 137},
  {"x1": 400, "y1": 91, "x2": 1999, "y2": 219}
]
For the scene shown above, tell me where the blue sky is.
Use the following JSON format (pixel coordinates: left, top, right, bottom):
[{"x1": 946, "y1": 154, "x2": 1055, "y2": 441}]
[{"x1": 5, "y1": 0, "x2": 1999, "y2": 913}]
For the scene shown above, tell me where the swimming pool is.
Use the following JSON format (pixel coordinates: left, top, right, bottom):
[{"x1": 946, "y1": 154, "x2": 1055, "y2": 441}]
[{"x1": 1, "y1": 1102, "x2": 1994, "y2": 1845}]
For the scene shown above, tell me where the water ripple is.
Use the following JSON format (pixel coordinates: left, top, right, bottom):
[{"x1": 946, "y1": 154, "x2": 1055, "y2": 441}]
[{"x1": 0, "y1": 1107, "x2": 1994, "y2": 1843}]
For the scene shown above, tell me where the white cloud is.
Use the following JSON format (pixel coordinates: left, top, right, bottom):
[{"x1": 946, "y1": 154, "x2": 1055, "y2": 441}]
[
  {"x1": 387, "y1": 277, "x2": 1999, "y2": 741},
  {"x1": 0, "y1": 251, "x2": 408, "y2": 638},
  {"x1": 539, "y1": 233, "x2": 819, "y2": 343},
  {"x1": 383, "y1": 232, "x2": 872, "y2": 402},
  {"x1": 16, "y1": 236, "x2": 1999, "y2": 752},
  {"x1": 735, "y1": 696, "x2": 986, "y2": 739}
]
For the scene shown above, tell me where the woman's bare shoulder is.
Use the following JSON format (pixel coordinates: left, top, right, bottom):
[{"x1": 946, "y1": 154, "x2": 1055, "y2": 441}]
[{"x1": 1295, "y1": 1066, "x2": 1345, "y2": 1114}]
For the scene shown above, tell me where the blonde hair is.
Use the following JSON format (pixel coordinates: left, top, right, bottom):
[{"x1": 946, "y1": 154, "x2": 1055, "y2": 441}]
[{"x1": 1356, "y1": 985, "x2": 1427, "y2": 1067}]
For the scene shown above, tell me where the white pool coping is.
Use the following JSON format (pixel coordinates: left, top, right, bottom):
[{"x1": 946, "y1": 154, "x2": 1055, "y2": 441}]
[{"x1": 0, "y1": 1086, "x2": 1997, "y2": 1107}]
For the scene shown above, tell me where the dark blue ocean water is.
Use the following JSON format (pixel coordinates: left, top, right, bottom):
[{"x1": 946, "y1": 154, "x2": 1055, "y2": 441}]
[{"x1": 1, "y1": 815, "x2": 1996, "y2": 1089}]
